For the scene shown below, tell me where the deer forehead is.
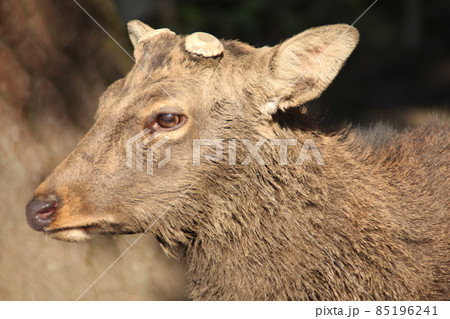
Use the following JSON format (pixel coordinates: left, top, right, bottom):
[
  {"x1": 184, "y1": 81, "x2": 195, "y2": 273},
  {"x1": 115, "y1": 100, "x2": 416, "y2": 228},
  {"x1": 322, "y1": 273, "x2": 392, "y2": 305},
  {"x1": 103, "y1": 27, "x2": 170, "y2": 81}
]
[
  {"x1": 131, "y1": 37, "x2": 256, "y2": 77},
  {"x1": 103, "y1": 21, "x2": 359, "y2": 121}
]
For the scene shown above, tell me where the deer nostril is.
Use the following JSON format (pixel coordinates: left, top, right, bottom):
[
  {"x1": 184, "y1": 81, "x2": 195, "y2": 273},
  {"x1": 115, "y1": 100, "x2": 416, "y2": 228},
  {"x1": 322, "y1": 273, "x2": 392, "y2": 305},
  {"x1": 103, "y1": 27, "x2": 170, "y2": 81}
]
[
  {"x1": 36, "y1": 207, "x2": 56, "y2": 220},
  {"x1": 26, "y1": 197, "x2": 59, "y2": 231}
]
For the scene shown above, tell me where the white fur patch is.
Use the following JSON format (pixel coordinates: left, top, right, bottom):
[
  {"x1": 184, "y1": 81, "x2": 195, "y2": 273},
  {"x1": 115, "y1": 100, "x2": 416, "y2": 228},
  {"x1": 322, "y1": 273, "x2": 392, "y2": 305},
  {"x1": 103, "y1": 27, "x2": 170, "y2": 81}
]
[
  {"x1": 51, "y1": 229, "x2": 91, "y2": 242},
  {"x1": 261, "y1": 101, "x2": 278, "y2": 114}
]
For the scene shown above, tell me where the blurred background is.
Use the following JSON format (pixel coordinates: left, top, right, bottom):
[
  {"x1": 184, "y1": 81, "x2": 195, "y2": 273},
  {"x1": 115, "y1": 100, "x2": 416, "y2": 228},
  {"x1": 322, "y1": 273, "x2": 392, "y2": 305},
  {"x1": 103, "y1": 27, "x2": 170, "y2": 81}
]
[{"x1": 0, "y1": 0, "x2": 448, "y2": 300}]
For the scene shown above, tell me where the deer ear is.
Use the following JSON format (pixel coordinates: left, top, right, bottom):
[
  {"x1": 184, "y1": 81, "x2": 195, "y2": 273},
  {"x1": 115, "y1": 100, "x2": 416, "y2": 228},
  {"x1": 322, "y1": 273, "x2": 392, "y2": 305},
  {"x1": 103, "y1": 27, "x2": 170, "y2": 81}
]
[
  {"x1": 127, "y1": 20, "x2": 155, "y2": 48},
  {"x1": 263, "y1": 24, "x2": 359, "y2": 113}
]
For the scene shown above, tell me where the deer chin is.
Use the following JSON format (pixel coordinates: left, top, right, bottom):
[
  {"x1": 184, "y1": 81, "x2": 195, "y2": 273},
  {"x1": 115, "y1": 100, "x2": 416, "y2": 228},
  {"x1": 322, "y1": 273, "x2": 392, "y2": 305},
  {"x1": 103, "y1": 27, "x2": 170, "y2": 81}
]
[{"x1": 47, "y1": 226, "x2": 98, "y2": 242}]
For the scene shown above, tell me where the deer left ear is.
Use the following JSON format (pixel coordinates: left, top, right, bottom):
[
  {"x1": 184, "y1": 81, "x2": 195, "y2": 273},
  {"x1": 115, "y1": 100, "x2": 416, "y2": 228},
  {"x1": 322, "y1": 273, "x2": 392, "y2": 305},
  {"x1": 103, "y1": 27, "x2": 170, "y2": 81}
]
[{"x1": 263, "y1": 24, "x2": 359, "y2": 113}]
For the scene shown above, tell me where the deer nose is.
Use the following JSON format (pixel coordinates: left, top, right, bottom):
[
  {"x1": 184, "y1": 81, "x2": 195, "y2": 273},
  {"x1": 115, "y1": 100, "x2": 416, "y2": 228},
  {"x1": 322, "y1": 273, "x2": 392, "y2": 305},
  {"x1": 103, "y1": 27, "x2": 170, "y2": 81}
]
[{"x1": 26, "y1": 197, "x2": 59, "y2": 231}]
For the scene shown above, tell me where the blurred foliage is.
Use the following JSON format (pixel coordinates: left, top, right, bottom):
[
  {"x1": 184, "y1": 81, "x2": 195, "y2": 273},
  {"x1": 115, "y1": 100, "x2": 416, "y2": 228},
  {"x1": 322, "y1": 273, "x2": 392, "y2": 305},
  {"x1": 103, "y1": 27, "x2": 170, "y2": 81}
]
[{"x1": 113, "y1": 0, "x2": 449, "y2": 125}]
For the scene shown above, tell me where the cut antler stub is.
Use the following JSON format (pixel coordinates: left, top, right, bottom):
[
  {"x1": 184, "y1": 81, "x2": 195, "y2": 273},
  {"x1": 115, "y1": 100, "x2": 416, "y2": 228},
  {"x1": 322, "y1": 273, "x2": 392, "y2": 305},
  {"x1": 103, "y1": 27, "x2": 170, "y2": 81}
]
[{"x1": 185, "y1": 32, "x2": 224, "y2": 58}]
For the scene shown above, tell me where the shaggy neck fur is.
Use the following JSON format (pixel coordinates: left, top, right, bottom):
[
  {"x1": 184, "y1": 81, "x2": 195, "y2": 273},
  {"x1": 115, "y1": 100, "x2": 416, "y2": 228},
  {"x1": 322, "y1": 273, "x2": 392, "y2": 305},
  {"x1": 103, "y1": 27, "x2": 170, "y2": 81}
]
[{"x1": 153, "y1": 120, "x2": 449, "y2": 301}]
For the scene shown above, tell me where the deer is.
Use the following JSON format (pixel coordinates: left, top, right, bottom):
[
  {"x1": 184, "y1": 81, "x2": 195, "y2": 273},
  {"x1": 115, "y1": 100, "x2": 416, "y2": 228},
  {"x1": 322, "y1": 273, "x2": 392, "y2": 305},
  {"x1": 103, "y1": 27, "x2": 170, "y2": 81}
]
[{"x1": 26, "y1": 20, "x2": 449, "y2": 300}]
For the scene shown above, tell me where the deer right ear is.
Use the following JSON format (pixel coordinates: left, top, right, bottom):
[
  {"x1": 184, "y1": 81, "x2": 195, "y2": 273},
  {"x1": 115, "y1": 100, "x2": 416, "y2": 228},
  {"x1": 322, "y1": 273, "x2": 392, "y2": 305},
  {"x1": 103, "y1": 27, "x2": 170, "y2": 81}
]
[
  {"x1": 127, "y1": 20, "x2": 175, "y2": 54},
  {"x1": 262, "y1": 24, "x2": 359, "y2": 113},
  {"x1": 127, "y1": 20, "x2": 155, "y2": 48}
]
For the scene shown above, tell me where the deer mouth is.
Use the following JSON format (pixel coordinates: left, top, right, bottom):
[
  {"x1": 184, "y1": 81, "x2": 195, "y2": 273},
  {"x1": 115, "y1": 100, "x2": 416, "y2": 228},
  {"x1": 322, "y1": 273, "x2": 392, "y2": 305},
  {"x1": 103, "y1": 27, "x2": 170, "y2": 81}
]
[
  {"x1": 45, "y1": 221, "x2": 133, "y2": 242},
  {"x1": 46, "y1": 225, "x2": 100, "y2": 242}
]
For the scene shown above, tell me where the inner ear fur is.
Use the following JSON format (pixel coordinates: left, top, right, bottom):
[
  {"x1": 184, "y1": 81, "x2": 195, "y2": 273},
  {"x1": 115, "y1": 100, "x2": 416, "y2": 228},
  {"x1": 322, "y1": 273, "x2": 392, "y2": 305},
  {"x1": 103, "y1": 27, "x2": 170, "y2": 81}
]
[{"x1": 266, "y1": 24, "x2": 359, "y2": 112}]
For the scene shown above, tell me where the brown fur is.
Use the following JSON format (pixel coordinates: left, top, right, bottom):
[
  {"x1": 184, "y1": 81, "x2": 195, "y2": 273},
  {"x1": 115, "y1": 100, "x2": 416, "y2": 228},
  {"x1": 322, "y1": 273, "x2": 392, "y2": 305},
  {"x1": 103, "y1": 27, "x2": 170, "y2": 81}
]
[{"x1": 27, "y1": 22, "x2": 449, "y2": 300}]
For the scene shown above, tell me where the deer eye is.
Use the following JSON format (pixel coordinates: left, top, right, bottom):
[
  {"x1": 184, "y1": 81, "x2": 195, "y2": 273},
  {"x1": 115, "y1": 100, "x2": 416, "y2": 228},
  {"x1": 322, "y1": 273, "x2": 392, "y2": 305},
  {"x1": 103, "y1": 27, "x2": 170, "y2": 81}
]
[
  {"x1": 145, "y1": 113, "x2": 186, "y2": 131},
  {"x1": 158, "y1": 114, "x2": 181, "y2": 128}
]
